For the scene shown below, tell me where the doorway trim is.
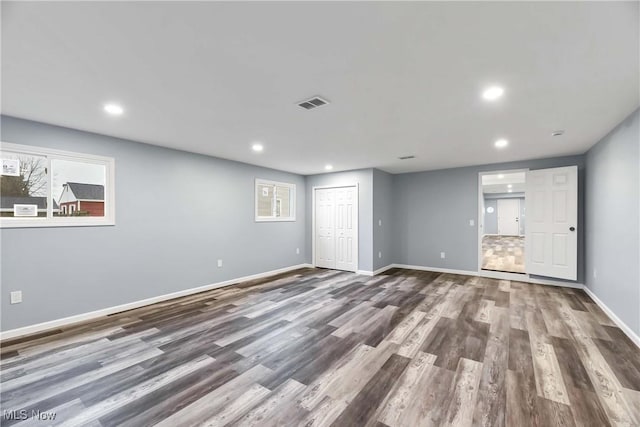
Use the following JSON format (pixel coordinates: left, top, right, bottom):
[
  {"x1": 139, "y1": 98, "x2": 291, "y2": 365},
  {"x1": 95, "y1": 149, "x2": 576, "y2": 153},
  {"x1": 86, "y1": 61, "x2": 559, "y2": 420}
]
[
  {"x1": 312, "y1": 183, "x2": 359, "y2": 272},
  {"x1": 477, "y1": 168, "x2": 528, "y2": 280}
]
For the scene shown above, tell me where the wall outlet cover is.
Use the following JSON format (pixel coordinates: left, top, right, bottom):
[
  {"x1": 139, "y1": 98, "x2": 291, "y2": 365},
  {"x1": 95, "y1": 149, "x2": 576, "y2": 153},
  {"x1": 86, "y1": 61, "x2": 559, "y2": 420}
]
[
  {"x1": 440, "y1": 252, "x2": 446, "y2": 259},
  {"x1": 217, "y1": 259, "x2": 223, "y2": 268},
  {"x1": 10, "y1": 290, "x2": 22, "y2": 304}
]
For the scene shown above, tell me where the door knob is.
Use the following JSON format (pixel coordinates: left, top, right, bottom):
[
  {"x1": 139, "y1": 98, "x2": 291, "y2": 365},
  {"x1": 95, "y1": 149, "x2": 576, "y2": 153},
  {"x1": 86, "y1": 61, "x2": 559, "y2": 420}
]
[{"x1": 569, "y1": 226, "x2": 576, "y2": 231}]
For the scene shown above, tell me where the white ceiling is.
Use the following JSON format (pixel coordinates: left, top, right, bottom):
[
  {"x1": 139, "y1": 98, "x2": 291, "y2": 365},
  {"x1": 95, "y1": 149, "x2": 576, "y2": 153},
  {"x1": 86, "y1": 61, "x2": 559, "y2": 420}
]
[
  {"x1": 482, "y1": 172, "x2": 525, "y2": 194},
  {"x1": 484, "y1": 184, "x2": 525, "y2": 195},
  {"x1": 482, "y1": 172, "x2": 525, "y2": 186},
  {"x1": 2, "y1": 2, "x2": 638, "y2": 175}
]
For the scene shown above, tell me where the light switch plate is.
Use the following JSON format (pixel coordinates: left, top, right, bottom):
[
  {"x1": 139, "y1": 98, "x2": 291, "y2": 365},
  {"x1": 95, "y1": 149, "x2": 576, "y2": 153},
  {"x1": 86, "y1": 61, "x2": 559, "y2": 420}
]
[
  {"x1": 440, "y1": 252, "x2": 446, "y2": 259},
  {"x1": 217, "y1": 259, "x2": 223, "y2": 268},
  {"x1": 469, "y1": 219, "x2": 475, "y2": 226}
]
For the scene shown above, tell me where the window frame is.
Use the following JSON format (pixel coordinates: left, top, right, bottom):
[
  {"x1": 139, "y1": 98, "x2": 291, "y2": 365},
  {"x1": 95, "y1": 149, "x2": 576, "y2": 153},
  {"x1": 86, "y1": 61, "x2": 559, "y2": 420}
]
[
  {"x1": 254, "y1": 178, "x2": 296, "y2": 222},
  {"x1": 0, "y1": 142, "x2": 115, "y2": 228}
]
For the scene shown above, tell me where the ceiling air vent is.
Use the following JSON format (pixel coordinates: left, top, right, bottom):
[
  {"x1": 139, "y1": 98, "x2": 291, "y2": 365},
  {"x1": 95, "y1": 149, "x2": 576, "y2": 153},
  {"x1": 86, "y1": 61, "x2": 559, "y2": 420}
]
[
  {"x1": 398, "y1": 155, "x2": 416, "y2": 160},
  {"x1": 298, "y1": 96, "x2": 329, "y2": 110}
]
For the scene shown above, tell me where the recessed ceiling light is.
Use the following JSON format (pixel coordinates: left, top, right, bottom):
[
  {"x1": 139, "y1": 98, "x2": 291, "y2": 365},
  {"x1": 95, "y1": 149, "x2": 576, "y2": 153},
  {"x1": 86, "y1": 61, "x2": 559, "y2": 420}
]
[
  {"x1": 494, "y1": 139, "x2": 509, "y2": 149},
  {"x1": 552, "y1": 130, "x2": 565, "y2": 137},
  {"x1": 498, "y1": 174, "x2": 505, "y2": 179},
  {"x1": 252, "y1": 143, "x2": 264, "y2": 152},
  {"x1": 325, "y1": 164, "x2": 333, "y2": 171},
  {"x1": 482, "y1": 86, "x2": 504, "y2": 101},
  {"x1": 508, "y1": 189, "x2": 513, "y2": 193},
  {"x1": 508, "y1": 184, "x2": 513, "y2": 188},
  {"x1": 103, "y1": 103, "x2": 124, "y2": 116}
]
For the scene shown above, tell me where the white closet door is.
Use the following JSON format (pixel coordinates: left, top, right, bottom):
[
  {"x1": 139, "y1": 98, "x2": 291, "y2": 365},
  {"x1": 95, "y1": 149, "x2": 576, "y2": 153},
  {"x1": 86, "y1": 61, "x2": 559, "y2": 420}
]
[
  {"x1": 334, "y1": 187, "x2": 357, "y2": 272},
  {"x1": 525, "y1": 166, "x2": 578, "y2": 280},
  {"x1": 315, "y1": 188, "x2": 335, "y2": 269}
]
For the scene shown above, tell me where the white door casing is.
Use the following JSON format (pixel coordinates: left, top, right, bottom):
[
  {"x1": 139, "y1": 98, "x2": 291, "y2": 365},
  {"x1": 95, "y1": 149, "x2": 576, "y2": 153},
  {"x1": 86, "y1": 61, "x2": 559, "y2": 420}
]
[
  {"x1": 497, "y1": 198, "x2": 520, "y2": 236},
  {"x1": 313, "y1": 185, "x2": 358, "y2": 272},
  {"x1": 525, "y1": 166, "x2": 578, "y2": 281}
]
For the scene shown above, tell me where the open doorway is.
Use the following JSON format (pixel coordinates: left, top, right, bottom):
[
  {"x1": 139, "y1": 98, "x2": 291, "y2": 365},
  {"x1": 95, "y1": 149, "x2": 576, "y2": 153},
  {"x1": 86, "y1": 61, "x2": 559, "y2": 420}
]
[{"x1": 479, "y1": 171, "x2": 526, "y2": 274}]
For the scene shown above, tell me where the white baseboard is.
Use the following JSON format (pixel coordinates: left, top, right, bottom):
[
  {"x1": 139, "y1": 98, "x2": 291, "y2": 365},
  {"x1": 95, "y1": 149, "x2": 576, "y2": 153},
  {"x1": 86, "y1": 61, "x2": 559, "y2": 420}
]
[
  {"x1": 357, "y1": 265, "x2": 394, "y2": 276},
  {"x1": 356, "y1": 270, "x2": 374, "y2": 276},
  {"x1": 390, "y1": 264, "x2": 584, "y2": 289},
  {"x1": 582, "y1": 286, "x2": 640, "y2": 349},
  {"x1": 373, "y1": 265, "x2": 395, "y2": 275},
  {"x1": 0, "y1": 263, "x2": 313, "y2": 342},
  {"x1": 392, "y1": 264, "x2": 478, "y2": 277},
  {"x1": 7, "y1": 262, "x2": 636, "y2": 351},
  {"x1": 392, "y1": 263, "x2": 638, "y2": 348}
]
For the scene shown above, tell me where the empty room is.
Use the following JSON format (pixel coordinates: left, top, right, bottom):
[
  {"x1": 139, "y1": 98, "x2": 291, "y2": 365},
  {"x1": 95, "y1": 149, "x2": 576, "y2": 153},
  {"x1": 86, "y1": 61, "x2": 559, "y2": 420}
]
[{"x1": 1, "y1": 1, "x2": 639, "y2": 426}]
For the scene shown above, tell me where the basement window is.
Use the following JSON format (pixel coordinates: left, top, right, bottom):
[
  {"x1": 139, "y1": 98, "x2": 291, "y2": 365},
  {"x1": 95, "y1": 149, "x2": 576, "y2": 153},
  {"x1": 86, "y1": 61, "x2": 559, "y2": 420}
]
[
  {"x1": 255, "y1": 179, "x2": 296, "y2": 222},
  {"x1": 0, "y1": 142, "x2": 115, "y2": 228}
]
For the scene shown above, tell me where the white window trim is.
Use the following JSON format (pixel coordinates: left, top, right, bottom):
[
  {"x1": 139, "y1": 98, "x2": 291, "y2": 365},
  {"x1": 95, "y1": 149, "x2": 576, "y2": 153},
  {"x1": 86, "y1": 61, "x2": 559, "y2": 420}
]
[
  {"x1": 0, "y1": 142, "x2": 115, "y2": 228},
  {"x1": 254, "y1": 178, "x2": 296, "y2": 222}
]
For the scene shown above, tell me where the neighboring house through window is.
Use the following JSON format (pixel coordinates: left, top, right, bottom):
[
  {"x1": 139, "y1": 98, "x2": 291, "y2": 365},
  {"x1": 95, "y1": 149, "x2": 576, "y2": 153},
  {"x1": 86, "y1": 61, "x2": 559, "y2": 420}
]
[
  {"x1": 255, "y1": 179, "x2": 295, "y2": 222},
  {"x1": 0, "y1": 142, "x2": 115, "y2": 228},
  {"x1": 0, "y1": 196, "x2": 60, "y2": 217},
  {"x1": 58, "y1": 182, "x2": 105, "y2": 216}
]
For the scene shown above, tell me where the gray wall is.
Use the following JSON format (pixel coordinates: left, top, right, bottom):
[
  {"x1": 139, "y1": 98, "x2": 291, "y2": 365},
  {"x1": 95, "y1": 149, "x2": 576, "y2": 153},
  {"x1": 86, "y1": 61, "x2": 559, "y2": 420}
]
[
  {"x1": 0, "y1": 116, "x2": 307, "y2": 331},
  {"x1": 305, "y1": 169, "x2": 374, "y2": 272},
  {"x1": 586, "y1": 108, "x2": 639, "y2": 336},
  {"x1": 483, "y1": 193, "x2": 525, "y2": 235},
  {"x1": 6, "y1": 111, "x2": 636, "y2": 337},
  {"x1": 483, "y1": 199, "x2": 498, "y2": 235},
  {"x1": 392, "y1": 155, "x2": 586, "y2": 283},
  {"x1": 373, "y1": 169, "x2": 393, "y2": 270}
]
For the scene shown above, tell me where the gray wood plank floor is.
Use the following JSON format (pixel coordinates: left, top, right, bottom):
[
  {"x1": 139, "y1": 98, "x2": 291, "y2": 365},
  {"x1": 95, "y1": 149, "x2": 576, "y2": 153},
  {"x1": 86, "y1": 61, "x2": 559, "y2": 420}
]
[{"x1": 1, "y1": 268, "x2": 639, "y2": 426}]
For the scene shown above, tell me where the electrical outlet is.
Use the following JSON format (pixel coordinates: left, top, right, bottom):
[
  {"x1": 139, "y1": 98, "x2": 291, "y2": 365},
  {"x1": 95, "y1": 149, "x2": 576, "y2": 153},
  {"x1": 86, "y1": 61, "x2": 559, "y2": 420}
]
[
  {"x1": 469, "y1": 219, "x2": 475, "y2": 226},
  {"x1": 296, "y1": 248, "x2": 300, "y2": 255},
  {"x1": 378, "y1": 219, "x2": 382, "y2": 227},
  {"x1": 378, "y1": 251, "x2": 382, "y2": 259},
  {"x1": 10, "y1": 291, "x2": 22, "y2": 304},
  {"x1": 217, "y1": 259, "x2": 223, "y2": 268},
  {"x1": 440, "y1": 252, "x2": 446, "y2": 259}
]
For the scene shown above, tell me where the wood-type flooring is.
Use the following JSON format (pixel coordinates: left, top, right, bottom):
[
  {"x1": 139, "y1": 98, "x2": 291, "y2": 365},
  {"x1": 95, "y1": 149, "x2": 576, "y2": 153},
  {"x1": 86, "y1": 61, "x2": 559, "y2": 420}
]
[{"x1": 2, "y1": 268, "x2": 639, "y2": 426}]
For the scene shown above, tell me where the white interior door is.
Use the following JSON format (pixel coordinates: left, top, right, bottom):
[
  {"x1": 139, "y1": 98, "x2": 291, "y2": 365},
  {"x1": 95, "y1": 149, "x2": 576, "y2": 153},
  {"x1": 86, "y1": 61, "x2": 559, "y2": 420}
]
[
  {"x1": 497, "y1": 199, "x2": 520, "y2": 235},
  {"x1": 525, "y1": 166, "x2": 578, "y2": 280},
  {"x1": 314, "y1": 186, "x2": 358, "y2": 272},
  {"x1": 334, "y1": 187, "x2": 357, "y2": 271},
  {"x1": 315, "y1": 188, "x2": 335, "y2": 269}
]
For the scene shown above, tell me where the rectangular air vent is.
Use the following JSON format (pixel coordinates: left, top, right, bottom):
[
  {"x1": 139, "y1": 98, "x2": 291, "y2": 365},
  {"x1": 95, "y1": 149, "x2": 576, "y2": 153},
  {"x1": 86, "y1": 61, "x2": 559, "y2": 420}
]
[
  {"x1": 398, "y1": 155, "x2": 416, "y2": 160},
  {"x1": 298, "y1": 96, "x2": 329, "y2": 110}
]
